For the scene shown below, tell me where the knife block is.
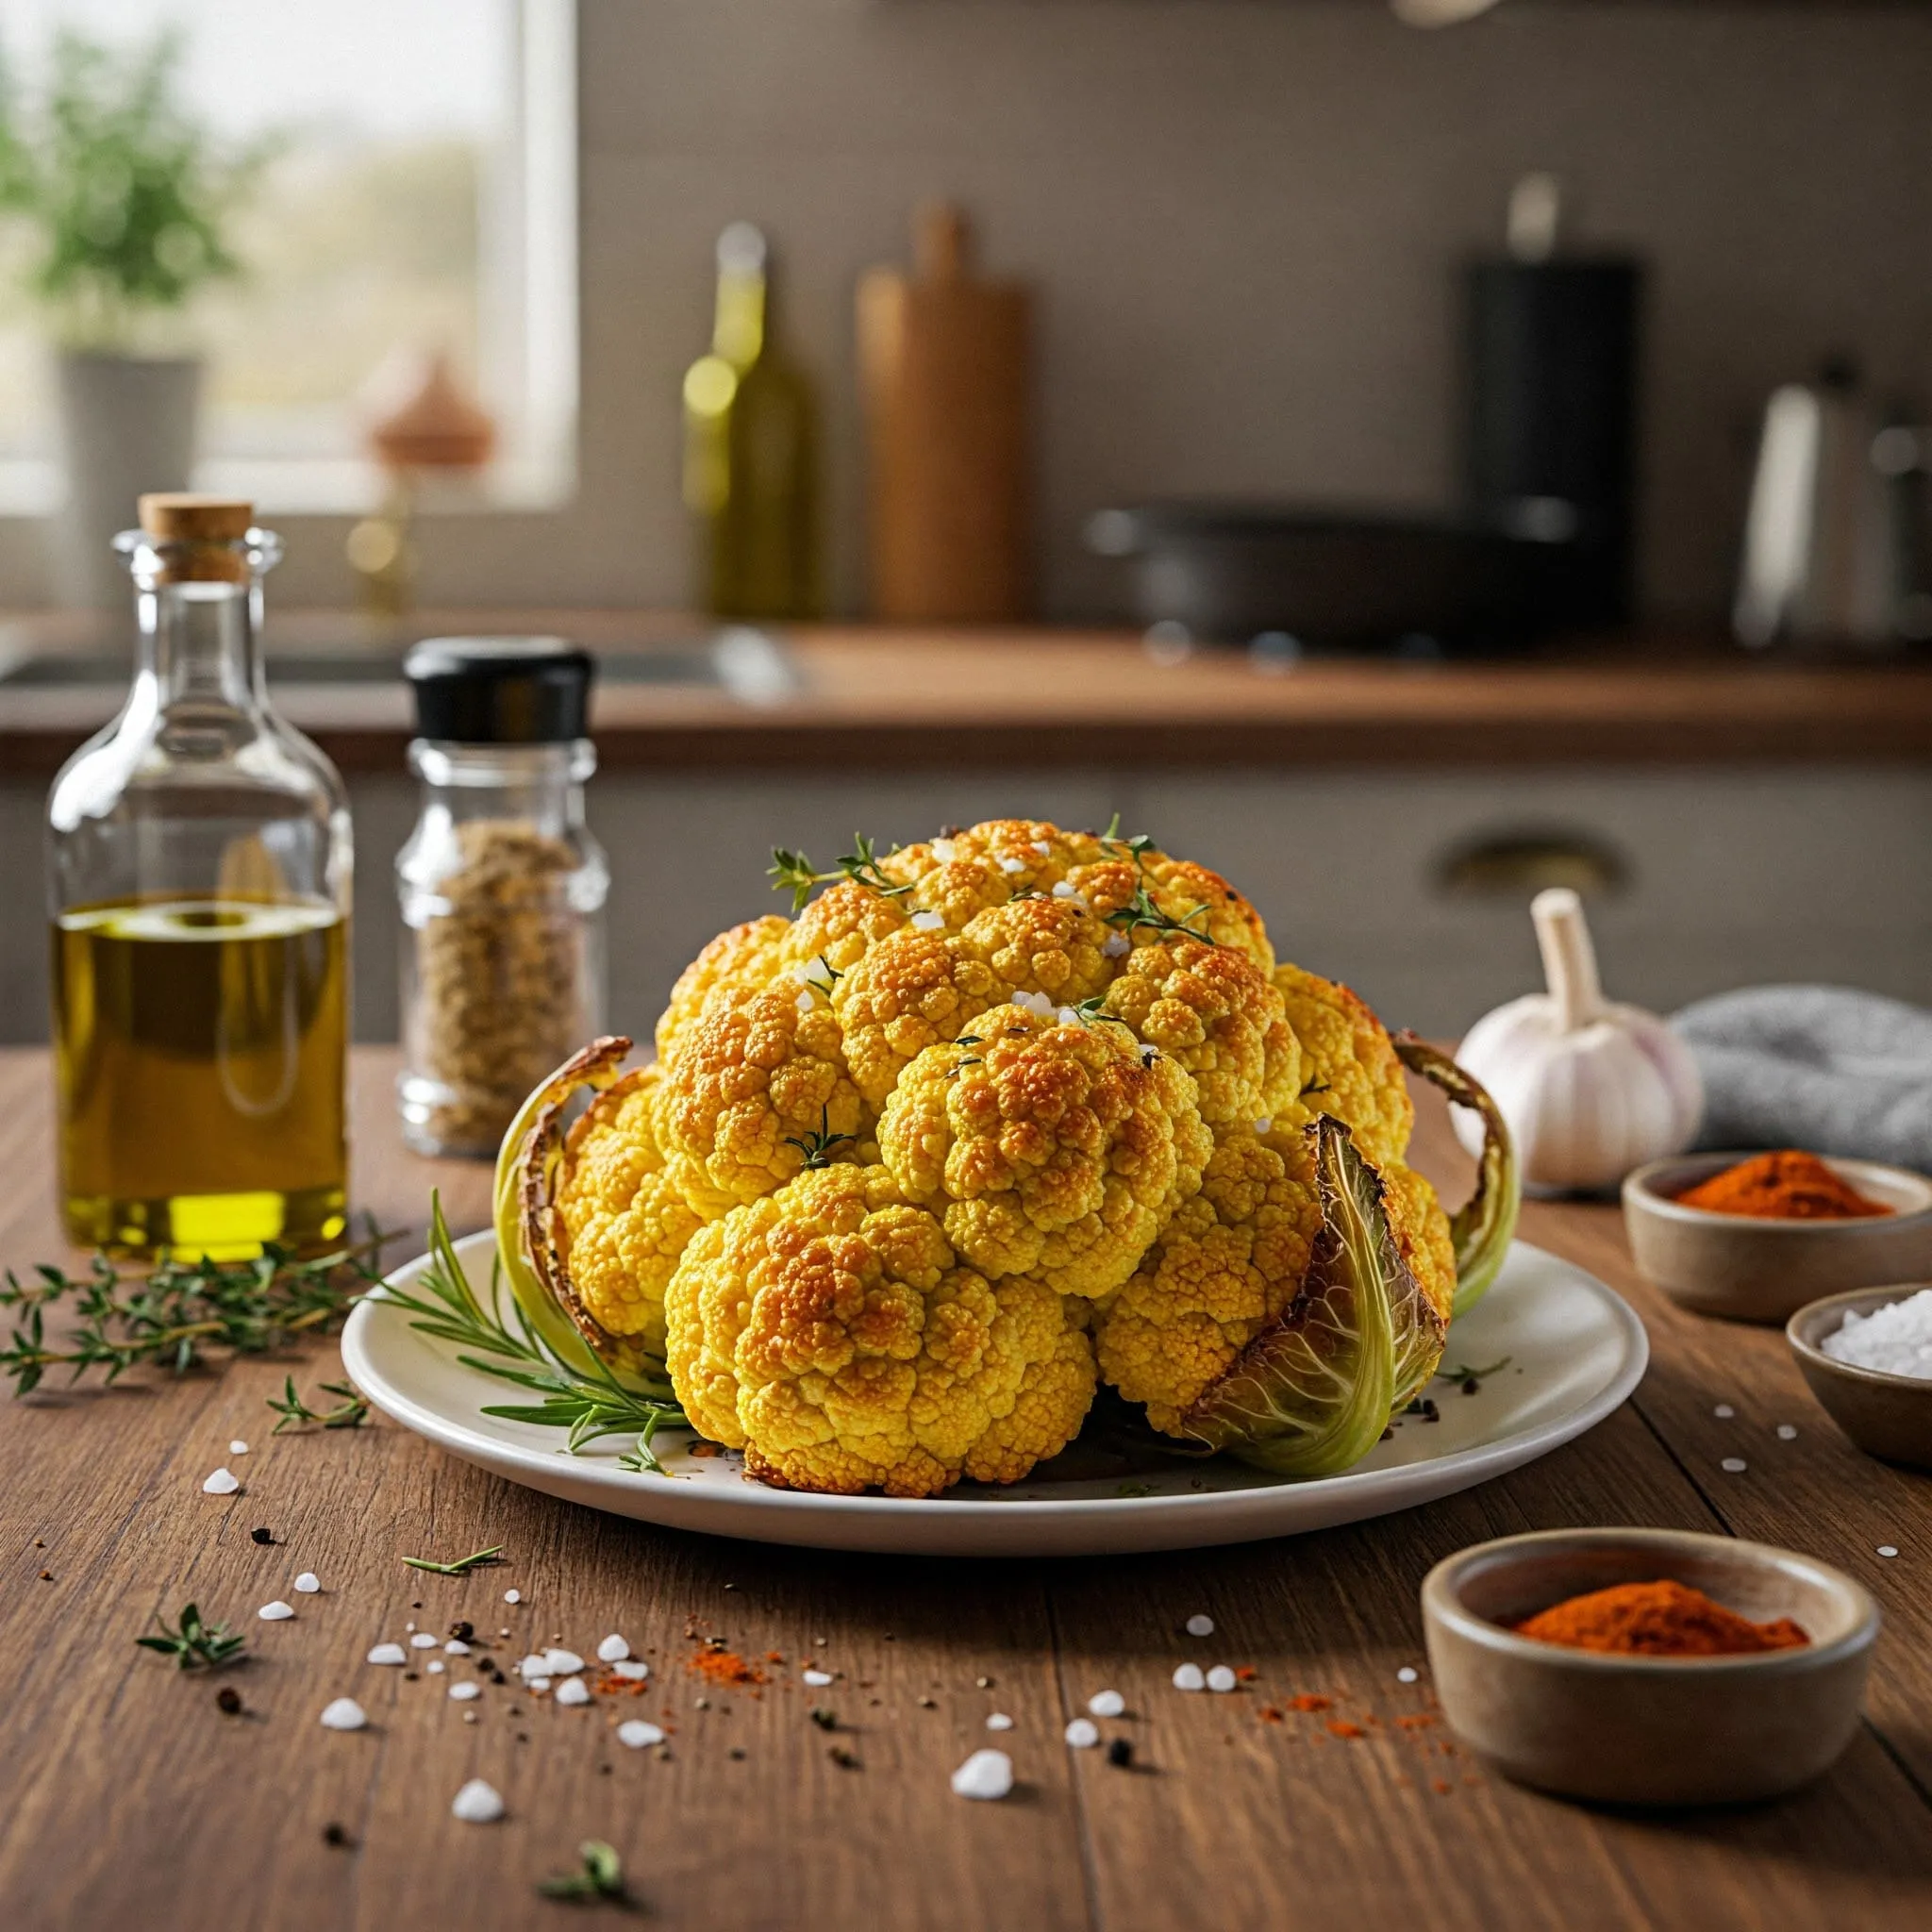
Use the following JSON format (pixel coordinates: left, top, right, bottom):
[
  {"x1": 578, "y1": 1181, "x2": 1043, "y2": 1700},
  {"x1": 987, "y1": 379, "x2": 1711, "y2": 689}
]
[{"x1": 858, "y1": 205, "x2": 1032, "y2": 623}]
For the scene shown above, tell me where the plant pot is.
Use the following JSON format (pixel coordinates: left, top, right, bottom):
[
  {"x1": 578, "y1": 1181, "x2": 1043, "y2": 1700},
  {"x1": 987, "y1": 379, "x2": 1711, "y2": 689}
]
[{"x1": 54, "y1": 351, "x2": 203, "y2": 608}]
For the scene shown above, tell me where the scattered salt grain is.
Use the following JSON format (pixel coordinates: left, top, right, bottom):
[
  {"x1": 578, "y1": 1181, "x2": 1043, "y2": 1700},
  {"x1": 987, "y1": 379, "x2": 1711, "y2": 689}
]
[
  {"x1": 202, "y1": 1467, "x2": 240, "y2": 1495},
  {"x1": 986, "y1": 1713, "x2": 1014, "y2": 1732},
  {"x1": 1714, "y1": 1404, "x2": 1736, "y2": 1420},
  {"x1": 319, "y1": 1697, "x2": 366, "y2": 1732},
  {"x1": 1878, "y1": 1545, "x2": 1899, "y2": 1558},
  {"x1": 444, "y1": 1639, "x2": 471, "y2": 1655},
  {"x1": 258, "y1": 1601, "x2": 294, "y2": 1622},
  {"x1": 596, "y1": 1634, "x2": 630, "y2": 1664},
  {"x1": 228, "y1": 1441, "x2": 249, "y2": 1456},
  {"x1": 795, "y1": 989, "x2": 815, "y2": 1015},
  {"x1": 554, "y1": 1676, "x2": 591, "y2": 1707},
  {"x1": 427, "y1": 1660, "x2": 446, "y2": 1675},
  {"x1": 1051, "y1": 881, "x2": 1077, "y2": 901},
  {"x1": 1000, "y1": 857, "x2": 1024, "y2": 874},
  {"x1": 1102, "y1": 931, "x2": 1131, "y2": 958},
  {"x1": 1012, "y1": 990, "x2": 1055, "y2": 1019},
  {"x1": 951, "y1": 1748, "x2": 1014, "y2": 1801},
  {"x1": 543, "y1": 1647, "x2": 584, "y2": 1676},
  {"x1": 1820, "y1": 1288, "x2": 1932, "y2": 1379},
  {"x1": 802, "y1": 1668, "x2": 833, "y2": 1687},
  {"x1": 1184, "y1": 1614, "x2": 1214, "y2": 1638},
  {"x1": 367, "y1": 1643, "x2": 408, "y2": 1666},
  {"x1": 618, "y1": 1720, "x2": 665, "y2": 1750},
  {"x1": 1206, "y1": 1666, "x2": 1238, "y2": 1693},
  {"x1": 1397, "y1": 1667, "x2": 1419, "y2": 1685},
  {"x1": 526, "y1": 1677, "x2": 552, "y2": 1693},
  {"x1": 1172, "y1": 1663, "x2": 1206, "y2": 1691},
  {"x1": 611, "y1": 1659, "x2": 650, "y2": 1681},
  {"x1": 449, "y1": 1682, "x2": 480, "y2": 1702},
  {"x1": 911, "y1": 910, "x2": 945, "y2": 933},
  {"x1": 518, "y1": 1654, "x2": 550, "y2": 1679},
  {"x1": 1776, "y1": 1424, "x2": 1798, "y2": 1441},
  {"x1": 1058, "y1": 1007, "x2": 1081, "y2": 1026},
  {"x1": 1721, "y1": 1457, "x2": 1748, "y2": 1474},
  {"x1": 405, "y1": 1621, "x2": 415, "y2": 1632},
  {"x1": 450, "y1": 1778, "x2": 504, "y2": 1824},
  {"x1": 1251, "y1": 1119, "x2": 1272, "y2": 1136},
  {"x1": 1064, "y1": 1718, "x2": 1100, "y2": 1748},
  {"x1": 503, "y1": 1590, "x2": 521, "y2": 1604},
  {"x1": 932, "y1": 840, "x2": 957, "y2": 862},
  {"x1": 1088, "y1": 1690, "x2": 1125, "y2": 1718},
  {"x1": 1032, "y1": 841, "x2": 1051, "y2": 857},
  {"x1": 293, "y1": 1573, "x2": 321, "y2": 1594},
  {"x1": 409, "y1": 1632, "x2": 438, "y2": 1650}
]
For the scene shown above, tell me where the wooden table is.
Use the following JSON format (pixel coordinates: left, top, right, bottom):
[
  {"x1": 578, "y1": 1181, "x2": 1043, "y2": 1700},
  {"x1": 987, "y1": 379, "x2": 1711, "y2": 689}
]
[{"x1": 1, "y1": 1047, "x2": 1927, "y2": 1930}]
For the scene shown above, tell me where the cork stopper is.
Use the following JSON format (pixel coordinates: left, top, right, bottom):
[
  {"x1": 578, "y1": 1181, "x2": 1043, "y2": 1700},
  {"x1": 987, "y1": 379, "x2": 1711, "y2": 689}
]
[{"x1": 135, "y1": 494, "x2": 256, "y2": 583}]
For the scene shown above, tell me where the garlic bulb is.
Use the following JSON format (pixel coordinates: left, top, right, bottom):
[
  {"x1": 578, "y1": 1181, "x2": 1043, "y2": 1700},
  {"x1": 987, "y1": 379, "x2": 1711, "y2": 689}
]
[{"x1": 1454, "y1": 888, "x2": 1703, "y2": 1192}]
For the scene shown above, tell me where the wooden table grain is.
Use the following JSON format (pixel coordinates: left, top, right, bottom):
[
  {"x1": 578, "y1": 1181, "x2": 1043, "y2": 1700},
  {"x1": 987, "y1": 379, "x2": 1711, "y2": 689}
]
[{"x1": 1, "y1": 1046, "x2": 1927, "y2": 1931}]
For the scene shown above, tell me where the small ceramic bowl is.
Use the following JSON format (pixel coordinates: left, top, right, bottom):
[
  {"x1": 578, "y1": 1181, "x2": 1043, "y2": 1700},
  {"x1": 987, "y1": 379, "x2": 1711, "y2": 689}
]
[
  {"x1": 1623, "y1": 1151, "x2": 1932, "y2": 1324},
  {"x1": 1787, "y1": 1284, "x2": 1932, "y2": 1470},
  {"x1": 1422, "y1": 1528, "x2": 1878, "y2": 1807}
]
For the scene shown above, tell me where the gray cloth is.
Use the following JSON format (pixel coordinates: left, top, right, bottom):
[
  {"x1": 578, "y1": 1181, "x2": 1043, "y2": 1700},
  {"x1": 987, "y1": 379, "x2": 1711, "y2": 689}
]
[{"x1": 1674, "y1": 984, "x2": 1932, "y2": 1171}]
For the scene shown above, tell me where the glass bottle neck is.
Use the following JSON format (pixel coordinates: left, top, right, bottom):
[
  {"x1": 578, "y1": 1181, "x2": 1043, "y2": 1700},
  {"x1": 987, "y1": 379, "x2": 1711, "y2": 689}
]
[
  {"x1": 713, "y1": 267, "x2": 770, "y2": 368},
  {"x1": 137, "y1": 578, "x2": 266, "y2": 715}
]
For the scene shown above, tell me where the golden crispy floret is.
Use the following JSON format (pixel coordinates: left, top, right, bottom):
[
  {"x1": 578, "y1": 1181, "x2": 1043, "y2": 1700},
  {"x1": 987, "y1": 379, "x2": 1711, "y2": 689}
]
[
  {"x1": 780, "y1": 878, "x2": 911, "y2": 979},
  {"x1": 653, "y1": 984, "x2": 867, "y2": 1219},
  {"x1": 1096, "y1": 1129, "x2": 1321, "y2": 1433},
  {"x1": 553, "y1": 1062, "x2": 700, "y2": 1357},
  {"x1": 662, "y1": 1164, "x2": 1094, "y2": 1495},
  {"x1": 1100, "y1": 937, "x2": 1300, "y2": 1127},
  {"x1": 655, "y1": 914, "x2": 790, "y2": 1060},
  {"x1": 1272, "y1": 961, "x2": 1414, "y2": 1166},
  {"x1": 877, "y1": 1005, "x2": 1211, "y2": 1300},
  {"x1": 952, "y1": 895, "x2": 1117, "y2": 1005},
  {"x1": 1382, "y1": 1161, "x2": 1457, "y2": 1328},
  {"x1": 1138, "y1": 856, "x2": 1274, "y2": 971},
  {"x1": 831, "y1": 927, "x2": 1009, "y2": 1108}
]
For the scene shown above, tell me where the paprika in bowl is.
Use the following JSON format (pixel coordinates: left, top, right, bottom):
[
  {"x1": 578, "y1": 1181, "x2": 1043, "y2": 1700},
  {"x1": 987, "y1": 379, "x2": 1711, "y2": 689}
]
[
  {"x1": 1623, "y1": 1150, "x2": 1932, "y2": 1324},
  {"x1": 1421, "y1": 1528, "x2": 1877, "y2": 1807}
]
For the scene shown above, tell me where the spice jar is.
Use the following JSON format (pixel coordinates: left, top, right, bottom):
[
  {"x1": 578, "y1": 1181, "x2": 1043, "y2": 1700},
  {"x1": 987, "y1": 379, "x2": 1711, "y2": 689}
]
[{"x1": 396, "y1": 638, "x2": 607, "y2": 1157}]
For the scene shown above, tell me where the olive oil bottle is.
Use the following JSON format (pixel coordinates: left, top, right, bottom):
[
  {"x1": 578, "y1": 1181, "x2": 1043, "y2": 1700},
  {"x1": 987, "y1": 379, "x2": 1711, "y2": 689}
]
[
  {"x1": 683, "y1": 223, "x2": 823, "y2": 620},
  {"x1": 46, "y1": 497, "x2": 352, "y2": 1257}
]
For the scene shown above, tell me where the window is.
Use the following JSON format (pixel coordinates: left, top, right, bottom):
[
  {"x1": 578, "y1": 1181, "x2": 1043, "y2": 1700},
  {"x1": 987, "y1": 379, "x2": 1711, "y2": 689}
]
[{"x1": 0, "y1": 0, "x2": 575, "y2": 511}]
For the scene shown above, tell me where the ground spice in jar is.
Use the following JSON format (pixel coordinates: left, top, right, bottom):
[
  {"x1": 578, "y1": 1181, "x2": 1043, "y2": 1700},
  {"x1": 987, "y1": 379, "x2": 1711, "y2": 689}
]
[
  {"x1": 1674, "y1": 1150, "x2": 1891, "y2": 1221},
  {"x1": 410, "y1": 819, "x2": 588, "y2": 1151},
  {"x1": 1511, "y1": 1579, "x2": 1808, "y2": 1657}
]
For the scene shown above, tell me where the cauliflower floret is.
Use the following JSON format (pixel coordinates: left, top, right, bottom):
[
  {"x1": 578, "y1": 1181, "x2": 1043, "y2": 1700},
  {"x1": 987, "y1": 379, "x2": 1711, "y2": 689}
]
[
  {"x1": 654, "y1": 984, "x2": 868, "y2": 1218},
  {"x1": 663, "y1": 1163, "x2": 1094, "y2": 1495},
  {"x1": 780, "y1": 879, "x2": 911, "y2": 978},
  {"x1": 831, "y1": 927, "x2": 1010, "y2": 1108},
  {"x1": 655, "y1": 914, "x2": 790, "y2": 1060},
  {"x1": 1272, "y1": 962, "x2": 1414, "y2": 1166},
  {"x1": 878, "y1": 1004, "x2": 1211, "y2": 1300},
  {"x1": 952, "y1": 895, "x2": 1116, "y2": 1005},
  {"x1": 1382, "y1": 1160, "x2": 1457, "y2": 1328},
  {"x1": 553, "y1": 1062, "x2": 701, "y2": 1357},
  {"x1": 1099, "y1": 937, "x2": 1300, "y2": 1127},
  {"x1": 1096, "y1": 1129, "x2": 1321, "y2": 1433}
]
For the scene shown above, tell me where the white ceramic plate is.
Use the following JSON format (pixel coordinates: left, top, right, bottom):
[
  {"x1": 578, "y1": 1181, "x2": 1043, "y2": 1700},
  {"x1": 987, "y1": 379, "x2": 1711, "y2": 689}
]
[{"x1": 341, "y1": 1232, "x2": 1648, "y2": 1557}]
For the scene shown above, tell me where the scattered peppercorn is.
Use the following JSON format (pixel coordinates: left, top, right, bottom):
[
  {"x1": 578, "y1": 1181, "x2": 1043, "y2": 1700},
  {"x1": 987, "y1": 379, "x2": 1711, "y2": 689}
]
[
  {"x1": 828, "y1": 1745, "x2": 859, "y2": 1769},
  {"x1": 918, "y1": 1696, "x2": 937, "y2": 1709},
  {"x1": 1460, "y1": 1376, "x2": 1480, "y2": 1396},
  {"x1": 1108, "y1": 1739, "x2": 1134, "y2": 1768},
  {"x1": 323, "y1": 1824, "x2": 351, "y2": 1848},
  {"x1": 809, "y1": 1707, "x2": 839, "y2": 1731},
  {"x1": 216, "y1": 1687, "x2": 242, "y2": 1715},
  {"x1": 449, "y1": 1620, "x2": 475, "y2": 1642},
  {"x1": 250, "y1": 1528, "x2": 274, "y2": 1546},
  {"x1": 729, "y1": 1748, "x2": 746, "y2": 1761},
  {"x1": 404, "y1": 1672, "x2": 419, "y2": 1682},
  {"x1": 38, "y1": 1570, "x2": 53, "y2": 1582}
]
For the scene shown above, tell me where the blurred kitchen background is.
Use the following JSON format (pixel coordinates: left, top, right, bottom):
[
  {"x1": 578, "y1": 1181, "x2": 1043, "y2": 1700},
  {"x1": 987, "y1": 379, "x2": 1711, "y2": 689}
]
[{"x1": 4, "y1": 0, "x2": 1931, "y2": 1046}]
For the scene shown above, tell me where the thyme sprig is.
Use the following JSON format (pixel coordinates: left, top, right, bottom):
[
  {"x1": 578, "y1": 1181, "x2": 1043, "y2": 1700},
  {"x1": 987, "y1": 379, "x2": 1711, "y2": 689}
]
[
  {"x1": 402, "y1": 1542, "x2": 505, "y2": 1576},
  {"x1": 1438, "y1": 1356, "x2": 1512, "y2": 1394},
  {"x1": 1066, "y1": 994, "x2": 1133, "y2": 1034},
  {"x1": 136, "y1": 1603, "x2": 246, "y2": 1672},
  {"x1": 782, "y1": 1107, "x2": 855, "y2": 1171},
  {"x1": 1104, "y1": 882, "x2": 1220, "y2": 948},
  {"x1": 379, "y1": 1196, "x2": 685, "y2": 1475},
  {"x1": 769, "y1": 834, "x2": 915, "y2": 912},
  {"x1": 1, "y1": 1229, "x2": 392, "y2": 1399},
  {"x1": 1099, "y1": 810, "x2": 1157, "y2": 860},
  {"x1": 538, "y1": 1840, "x2": 633, "y2": 1907},
  {"x1": 268, "y1": 1374, "x2": 369, "y2": 1433}
]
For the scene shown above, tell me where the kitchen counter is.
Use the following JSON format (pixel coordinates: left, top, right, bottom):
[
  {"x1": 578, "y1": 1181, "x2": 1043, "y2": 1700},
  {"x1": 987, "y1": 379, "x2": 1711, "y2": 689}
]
[
  {"x1": 5, "y1": 615, "x2": 1932, "y2": 774},
  {"x1": 1, "y1": 1046, "x2": 1928, "y2": 1930}
]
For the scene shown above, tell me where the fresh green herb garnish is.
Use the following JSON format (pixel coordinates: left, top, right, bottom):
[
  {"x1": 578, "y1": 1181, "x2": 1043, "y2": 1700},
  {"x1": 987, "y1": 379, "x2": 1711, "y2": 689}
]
[
  {"x1": 267, "y1": 1374, "x2": 369, "y2": 1433},
  {"x1": 1100, "y1": 811, "x2": 1157, "y2": 860},
  {"x1": 0, "y1": 1228, "x2": 391, "y2": 1398},
  {"x1": 537, "y1": 1840, "x2": 633, "y2": 1907},
  {"x1": 1438, "y1": 1356, "x2": 1511, "y2": 1394},
  {"x1": 1067, "y1": 994, "x2": 1132, "y2": 1033},
  {"x1": 136, "y1": 1602, "x2": 245, "y2": 1672},
  {"x1": 769, "y1": 834, "x2": 915, "y2": 912},
  {"x1": 401, "y1": 1542, "x2": 505, "y2": 1577},
  {"x1": 383, "y1": 1196, "x2": 684, "y2": 1474},
  {"x1": 782, "y1": 1107, "x2": 855, "y2": 1171}
]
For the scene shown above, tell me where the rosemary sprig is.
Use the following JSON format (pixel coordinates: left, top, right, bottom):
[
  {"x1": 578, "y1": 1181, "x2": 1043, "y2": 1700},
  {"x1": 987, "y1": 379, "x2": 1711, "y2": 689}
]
[
  {"x1": 377, "y1": 1195, "x2": 686, "y2": 1474},
  {"x1": 782, "y1": 1107, "x2": 855, "y2": 1171},
  {"x1": 769, "y1": 835, "x2": 915, "y2": 912},
  {"x1": 538, "y1": 1840, "x2": 633, "y2": 1907},
  {"x1": 0, "y1": 1228, "x2": 391, "y2": 1398},
  {"x1": 136, "y1": 1603, "x2": 246, "y2": 1672},
  {"x1": 268, "y1": 1374, "x2": 369, "y2": 1433},
  {"x1": 402, "y1": 1542, "x2": 505, "y2": 1576}
]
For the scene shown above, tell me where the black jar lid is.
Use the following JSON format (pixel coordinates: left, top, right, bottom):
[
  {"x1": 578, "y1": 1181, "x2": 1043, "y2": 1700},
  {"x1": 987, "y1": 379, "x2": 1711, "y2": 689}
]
[{"x1": 404, "y1": 636, "x2": 593, "y2": 743}]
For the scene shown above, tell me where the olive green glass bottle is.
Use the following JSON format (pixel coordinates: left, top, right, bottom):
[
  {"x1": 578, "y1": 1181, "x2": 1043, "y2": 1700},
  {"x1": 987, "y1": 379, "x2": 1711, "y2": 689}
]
[{"x1": 682, "y1": 223, "x2": 823, "y2": 620}]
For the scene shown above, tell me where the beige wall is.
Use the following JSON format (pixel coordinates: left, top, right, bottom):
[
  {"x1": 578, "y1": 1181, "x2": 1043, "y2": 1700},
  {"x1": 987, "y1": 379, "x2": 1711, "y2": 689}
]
[{"x1": 8, "y1": 1, "x2": 1932, "y2": 622}]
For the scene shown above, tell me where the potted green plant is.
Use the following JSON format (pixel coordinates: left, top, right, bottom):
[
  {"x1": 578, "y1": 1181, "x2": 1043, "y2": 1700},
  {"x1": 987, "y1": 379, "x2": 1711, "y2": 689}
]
[{"x1": 0, "y1": 29, "x2": 272, "y2": 605}]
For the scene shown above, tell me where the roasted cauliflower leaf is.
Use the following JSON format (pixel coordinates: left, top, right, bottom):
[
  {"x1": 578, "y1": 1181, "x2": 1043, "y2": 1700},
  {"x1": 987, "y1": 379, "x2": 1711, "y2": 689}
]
[
  {"x1": 877, "y1": 1004, "x2": 1211, "y2": 1300},
  {"x1": 663, "y1": 1164, "x2": 1094, "y2": 1495},
  {"x1": 1273, "y1": 961, "x2": 1414, "y2": 1166}
]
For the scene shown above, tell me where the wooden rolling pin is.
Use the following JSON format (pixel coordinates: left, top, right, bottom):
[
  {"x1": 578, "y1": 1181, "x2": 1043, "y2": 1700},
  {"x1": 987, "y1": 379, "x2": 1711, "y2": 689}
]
[{"x1": 858, "y1": 204, "x2": 1032, "y2": 623}]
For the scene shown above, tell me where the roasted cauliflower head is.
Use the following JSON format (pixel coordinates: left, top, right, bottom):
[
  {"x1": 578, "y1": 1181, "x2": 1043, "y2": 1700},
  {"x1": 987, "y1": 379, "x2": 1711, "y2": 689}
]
[{"x1": 497, "y1": 817, "x2": 1517, "y2": 1496}]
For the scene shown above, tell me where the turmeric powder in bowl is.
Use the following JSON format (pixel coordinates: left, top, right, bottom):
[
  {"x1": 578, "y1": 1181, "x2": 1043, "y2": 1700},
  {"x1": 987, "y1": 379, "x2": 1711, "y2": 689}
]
[
  {"x1": 1512, "y1": 1578, "x2": 1808, "y2": 1657},
  {"x1": 1674, "y1": 1151, "x2": 1892, "y2": 1222}
]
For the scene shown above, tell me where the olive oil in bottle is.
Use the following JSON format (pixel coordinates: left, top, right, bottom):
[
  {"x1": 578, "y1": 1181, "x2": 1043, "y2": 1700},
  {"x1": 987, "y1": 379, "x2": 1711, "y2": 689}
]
[{"x1": 45, "y1": 496, "x2": 353, "y2": 1257}]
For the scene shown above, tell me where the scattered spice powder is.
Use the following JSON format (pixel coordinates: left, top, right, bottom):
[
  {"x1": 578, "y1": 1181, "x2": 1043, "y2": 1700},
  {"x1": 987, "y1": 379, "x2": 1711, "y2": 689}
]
[
  {"x1": 1512, "y1": 1579, "x2": 1808, "y2": 1657},
  {"x1": 1257, "y1": 1707, "x2": 1285, "y2": 1724},
  {"x1": 688, "y1": 1644, "x2": 768, "y2": 1689},
  {"x1": 1325, "y1": 1720, "x2": 1366, "y2": 1740},
  {"x1": 1674, "y1": 1151, "x2": 1891, "y2": 1222},
  {"x1": 1285, "y1": 1693, "x2": 1332, "y2": 1713}
]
